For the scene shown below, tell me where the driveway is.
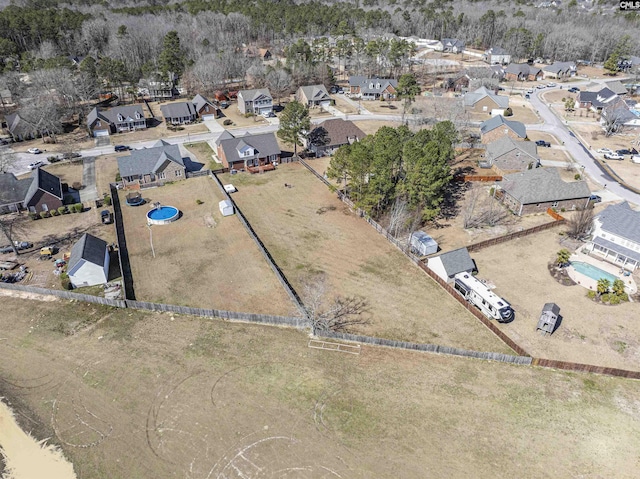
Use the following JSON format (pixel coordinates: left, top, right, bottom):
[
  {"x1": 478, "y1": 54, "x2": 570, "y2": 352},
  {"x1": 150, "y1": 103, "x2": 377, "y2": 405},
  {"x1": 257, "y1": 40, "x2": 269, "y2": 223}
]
[{"x1": 79, "y1": 156, "x2": 98, "y2": 203}]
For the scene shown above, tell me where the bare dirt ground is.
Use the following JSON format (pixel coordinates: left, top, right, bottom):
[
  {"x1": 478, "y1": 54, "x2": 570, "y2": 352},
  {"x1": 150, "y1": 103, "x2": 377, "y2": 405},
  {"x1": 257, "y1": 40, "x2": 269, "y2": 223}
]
[
  {"x1": 216, "y1": 105, "x2": 270, "y2": 128},
  {"x1": 1, "y1": 297, "x2": 640, "y2": 478},
  {"x1": 330, "y1": 94, "x2": 358, "y2": 114},
  {"x1": 472, "y1": 227, "x2": 640, "y2": 371},
  {"x1": 219, "y1": 163, "x2": 511, "y2": 353},
  {"x1": 118, "y1": 177, "x2": 292, "y2": 315},
  {"x1": 94, "y1": 156, "x2": 120, "y2": 196},
  {"x1": 352, "y1": 119, "x2": 400, "y2": 135},
  {"x1": 607, "y1": 158, "x2": 640, "y2": 190}
]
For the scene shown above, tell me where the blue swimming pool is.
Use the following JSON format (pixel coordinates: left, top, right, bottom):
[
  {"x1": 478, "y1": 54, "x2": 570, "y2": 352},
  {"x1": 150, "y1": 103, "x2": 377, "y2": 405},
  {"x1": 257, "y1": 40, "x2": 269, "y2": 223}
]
[
  {"x1": 571, "y1": 261, "x2": 618, "y2": 283},
  {"x1": 147, "y1": 206, "x2": 179, "y2": 225}
]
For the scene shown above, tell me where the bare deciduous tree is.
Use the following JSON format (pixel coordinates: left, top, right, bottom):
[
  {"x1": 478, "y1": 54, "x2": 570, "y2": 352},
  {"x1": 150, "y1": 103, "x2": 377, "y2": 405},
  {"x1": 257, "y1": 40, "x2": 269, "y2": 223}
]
[
  {"x1": 0, "y1": 214, "x2": 27, "y2": 256},
  {"x1": 0, "y1": 146, "x2": 17, "y2": 174},
  {"x1": 387, "y1": 196, "x2": 412, "y2": 237},
  {"x1": 462, "y1": 185, "x2": 509, "y2": 228},
  {"x1": 265, "y1": 68, "x2": 292, "y2": 105},
  {"x1": 566, "y1": 206, "x2": 594, "y2": 240}
]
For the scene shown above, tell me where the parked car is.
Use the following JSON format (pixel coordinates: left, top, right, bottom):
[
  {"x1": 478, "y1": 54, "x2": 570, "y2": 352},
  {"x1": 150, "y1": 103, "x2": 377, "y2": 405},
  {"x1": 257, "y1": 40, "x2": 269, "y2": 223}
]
[
  {"x1": 0, "y1": 241, "x2": 33, "y2": 254},
  {"x1": 62, "y1": 152, "x2": 82, "y2": 159},
  {"x1": 101, "y1": 210, "x2": 113, "y2": 224},
  {"x1": 27, "y1": 148, "x2": 42, "y2": 154},
  {"x1": 28, "y1": 160, "x2": 45, "y2": 170},
  {"x1": 536, "y1": 84, "x2": 546, "y2": 89},
  {"x1": 616, "y1": 149, "x2": 632, "y2": 156},
  {"x1": 219, "y1": 101, "x2": 229, "y2": 109},
  {"x1": 631, "y1": 156, "x2": 640, "y2": 164},
  {"x1": 604, "y1": 152, "x2": 624, "y2": 160},
  {"x1": 526, "y1": 89, "x2": 534, "y2": 94},
  {"x1": 114, "y1": 145, "x2": 130, "y2": 152},
  {"x1": 596, "y1": 148, "x2": 613, "y2": 154},
  {"x1": 568, "y1": 87, "x2": 580, "y2": 93},
  {"x1": 535, "y1": 140, "x2": 551, "y2": 147},
  {"x1": 547, "y1": 82, "x2": 557, "y2": 87},
  {"x1": 524, "y1": 94, "x2": 530, "y2": 99},
  {"x1": 589, "y1": 194, "x2": 602, "y2": 203},
  {"x1": 261, "y1": 111, "x2": 276, "y2": 118}
]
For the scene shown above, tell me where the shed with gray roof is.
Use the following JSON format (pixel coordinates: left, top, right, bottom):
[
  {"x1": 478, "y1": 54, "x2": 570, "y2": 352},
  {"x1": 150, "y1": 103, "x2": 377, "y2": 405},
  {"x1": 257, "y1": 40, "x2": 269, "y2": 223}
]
[
  {"x1": 427, "y1": 247, "x2": 475, "y2": 283},
  {"x1": 117, "y1": 141, "x2": 186, "y2": 186},
  {"x1": 68, "y1": 233, "x2": 110, "y2": 288}
]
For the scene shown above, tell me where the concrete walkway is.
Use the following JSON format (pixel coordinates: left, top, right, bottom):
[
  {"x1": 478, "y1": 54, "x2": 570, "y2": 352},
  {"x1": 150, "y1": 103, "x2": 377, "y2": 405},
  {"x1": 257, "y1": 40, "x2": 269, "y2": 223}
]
[{"x1": 79, "y1": 157, "x2": 98, "y2": 203}]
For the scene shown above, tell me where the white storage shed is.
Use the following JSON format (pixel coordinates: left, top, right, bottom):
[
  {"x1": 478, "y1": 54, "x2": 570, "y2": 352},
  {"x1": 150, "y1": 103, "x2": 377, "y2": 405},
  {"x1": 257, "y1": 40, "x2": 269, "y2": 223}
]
[
  {"x1": 219, "y1": 199, "x2": 234, "y2": 216},
  {"x1": 67, "y1": 233, "x2": 110, "y2": 288}
]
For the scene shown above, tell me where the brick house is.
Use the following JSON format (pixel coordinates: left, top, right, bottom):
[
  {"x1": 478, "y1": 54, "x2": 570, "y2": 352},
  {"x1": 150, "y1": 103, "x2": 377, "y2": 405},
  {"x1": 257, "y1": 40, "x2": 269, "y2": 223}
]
[
  {"x1": 216, "y1": 132, "x2": 281, "y2": 172},
  {"x1": 304, "y1": 119, "x2": 366, "y2": 157},
  {"x1": 576, "y1": 88, "x2": 618, "y2": 112},
  {"x1": 497, "y1": 168, "x2": 590, "y2": 216},
  {"x1": 87, "y1": 105, "x2": 147, "y2": 137},
  {"x1": 542, "y1": 61, "x2": 576, "y2": 79},
  {"x1": 0, "y1": 168, "x2": 63, "y2": 214},
  {"x1": 160, "y1": 102, "x2": 198, "y2": 125},
  {"x1": 237, "y1": 88, "x2": 273, "y2": 115},
  {"x1": 348, "y1": 76, "x2": 398, "y2": 100},
  {"x1": 117, "y1": 140, "x2": 186, "y2": 187},
  {"x1": 504, "y1": 63, "x2": 543, "y2": 82},
  {"x1": 484, "y1": 136, "x2": 539, "y2": 173},
  {"x1": 463, "y1": 86, "x2": 509, "y2": 113},
  {"x1": 296, "y1": 84, "x2": 331, "y2": 107},
  {"x1": 480, "y1": 115, "x2": 527, "y2": 143},
  {"x1": 192, "y1": 94, "x2": 220, "y2": 119}
]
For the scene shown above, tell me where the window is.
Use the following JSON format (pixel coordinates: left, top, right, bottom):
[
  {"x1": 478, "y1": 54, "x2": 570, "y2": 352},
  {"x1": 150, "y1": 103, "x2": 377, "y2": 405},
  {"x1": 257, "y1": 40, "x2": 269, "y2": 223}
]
[
  {"x1": 96, "y1": 121, "x2": 101, "y2": 127},
  {"x1": 117, "y1": 114, "x2": 123, "y2": 122},
  {"x1": 158, "y1": 172, "x2": 166, "y2": 179},
  {"x1": 551, "y1": 201, "x2": 559, "y2": 207},
  {"x1": 175, "y1": 170, "x2": 182, "y2": 177}
]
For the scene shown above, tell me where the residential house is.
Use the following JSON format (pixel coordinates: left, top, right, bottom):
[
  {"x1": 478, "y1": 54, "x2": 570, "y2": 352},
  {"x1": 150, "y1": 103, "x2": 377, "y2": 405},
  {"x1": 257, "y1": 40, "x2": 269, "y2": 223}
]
[
  {"x1": 497, "y1": 168, "x2": 590, "y2": 216},
  {"x1": 237, "y1": 88, "x2": 273, "y2": 115},
  {"x1": 442, "y1": 73, "x2": 470, "y2": 92},
  {"x1": 463, "y1": 86, "x2": 509, "y2": 113},
  {"x1": 67, "y1": 233, "x2": 110, "y2": 288},
  {"x1": 296, "y1": 85, "x2": 331, "y2": 107},
  {"x1": 441, "y1": 38, "x2": 465, "y2": 54},
  {"x1": 483, "y1": 47, "x2": 511, "y2": 65},
  {"x1": 117, "y1": 140, "x2": 186, "y2": 187},
  {"x1": 600, "y1": 99, "x2": 640, "y2": 130},
  {"x1": 588, "y1": 201, "x2": 640, "y2": 271},
  {"x1": 216, "y1": 132, "x2": 281, "y2": 172},
  {"x1": 87, "y1": 105, "x2": 146, "y2": 137},
  {"x1": 576, "y1": 88, "x2": 618, "y2": 112},
  {"x1": 0, "y1": 89, "x2": 13, "y2": 106},
  {"x1": 427, "y1": 247, "x2": 475, "y2": 284},
  {"x1": 258, "y1": 48, "x2": 272, "y2": 61},
  {"x1": 604, "y1": 80, "x2": 628, "y2": 96},
  {"x1": 4, "y1": 112, "x2": 41, "y2": 142},
  {"x1": 192, "y1": 94, "x2": 220, "y2": 120},
  {"x1": 479, "y1": 115, "x2": 527, "y2": 143},
  {"x1": 140, "y1": 74, "x2": 179, "y2": 100},
  {"x1": 504, "y1": 63, "x2": 543, "y2": 82},
  {"x1": 0, "y1": 168, "x2": 63, "y2": 214},
  {"x1": 243, "y1": 46, "x2": 273, "y2": 61},
  {"x1": 348, "y1": 76, "x2": 398, "y2": 100},
  {"x1": 160, "y1": 102, "x2": 198, "y2": 125},
  {"x1": 483, "y1": 136, "x2": 539, "y2": 173},
  {"x1": 542, "y1": 62, "x2": 577, "y2": 79},
  {"x1": 305, "y1": 119, "x2": 366, "y2": 157}
]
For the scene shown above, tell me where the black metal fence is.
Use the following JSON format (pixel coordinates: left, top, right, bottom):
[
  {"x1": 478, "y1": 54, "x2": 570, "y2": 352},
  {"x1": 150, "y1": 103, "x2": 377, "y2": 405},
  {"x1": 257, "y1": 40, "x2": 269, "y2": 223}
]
[{"x1": 110, "y1": 184, "x2": 135, "y2": 300}]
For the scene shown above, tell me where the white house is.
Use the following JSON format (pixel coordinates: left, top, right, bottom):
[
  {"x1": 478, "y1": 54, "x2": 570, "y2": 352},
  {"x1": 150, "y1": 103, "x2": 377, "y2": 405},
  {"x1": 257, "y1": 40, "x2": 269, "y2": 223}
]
[
  {"x1": 427, "y1": 247, "x2": 475, "y2": 283},
  {"x1": 67, "y1": 233, "x2": 110, "y2": 288},
  {"x1": 588, "y1": 201, "x2": 640, "y2": 271},
  {"x1": 237, "y1": 88, "x2": 273, "y2": 115},
  {"x1": 483, "y1": 47, "x2": 511, "y2": 65}
]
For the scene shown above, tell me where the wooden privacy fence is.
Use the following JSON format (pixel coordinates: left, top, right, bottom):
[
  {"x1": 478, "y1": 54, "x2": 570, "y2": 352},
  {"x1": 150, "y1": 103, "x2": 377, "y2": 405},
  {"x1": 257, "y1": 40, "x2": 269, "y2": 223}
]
[
  {"x1": 466, "y1": 219, "x2": 565, "y2": 253},
  {"x1": 532, "y1": 358, "x2": 640, "y2": 379},
  {"x1": 546, "y1": 208, "x2": 565, "y2": 221},
  {"x1": 454, "y1": 175, "x2": 502, "y2": 182},
  {"x1": 320, "y1": 331, "x2": 533, "y2": 365},
  {"x1": 0, "y1": 282, "x2": 127, "y2": 308},
  {"x1": 186, "y1": 169, "x2": 212, "y2": 178},
  {"x1": 110, "y1": 184, "x2": 135, "y2": 300}
]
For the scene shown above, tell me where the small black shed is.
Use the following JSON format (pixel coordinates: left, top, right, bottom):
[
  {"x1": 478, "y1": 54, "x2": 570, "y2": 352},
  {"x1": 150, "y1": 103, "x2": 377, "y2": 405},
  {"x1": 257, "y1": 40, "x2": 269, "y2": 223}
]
[{"x1": 537, "y1": 303, "x2": 560, "y2": 335}]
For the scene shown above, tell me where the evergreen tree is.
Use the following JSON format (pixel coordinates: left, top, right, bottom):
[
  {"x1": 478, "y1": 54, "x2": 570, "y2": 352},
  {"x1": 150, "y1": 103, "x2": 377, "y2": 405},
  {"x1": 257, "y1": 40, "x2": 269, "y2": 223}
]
[
  {"x1": 158, "y1": 31, "x2": 185, "y2": 78},
  {"x1": 396, "y1": 73, "x2": 421, "y2": 124},
  {"x1": 277, "y1": 100, "x2": 310, "y2": 156}
]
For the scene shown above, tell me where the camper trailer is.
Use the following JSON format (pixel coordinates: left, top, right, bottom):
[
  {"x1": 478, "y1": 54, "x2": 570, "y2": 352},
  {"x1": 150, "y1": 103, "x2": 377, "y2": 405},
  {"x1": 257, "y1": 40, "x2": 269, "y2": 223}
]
[
  {"x1": 409, "y1": 231, "x2": 438, "y2": 256},
  {"x1": 453, "y1": 272, "x2": 514, "y2": 322}
]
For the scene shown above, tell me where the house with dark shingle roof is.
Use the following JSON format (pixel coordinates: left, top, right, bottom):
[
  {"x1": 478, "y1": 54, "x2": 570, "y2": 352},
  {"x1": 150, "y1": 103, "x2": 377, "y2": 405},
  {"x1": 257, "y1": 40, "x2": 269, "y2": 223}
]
[
  {"x1": 117, "y1": 140, "x2": 185, "y2": 187},
  {"x1": 305, "y1": 119, "x2": 366, "y2": 157},
  {"x1": 504, "y1": 63, "x2": 543, "y2": 82},
  {"x1": 192, "y1": 94, "x2": 220, "y2": 119},
  {"x1": 600, "y1": 99, "x2": 640, "y2": 129},
  {"x1": 484, "y1": 136, "x2": 539, "y2": 173},
  {"x1": 68, "y1": 233, "x2": 110, "y2": 288},
  {"x1": 160, "y1": 102, "x2": 198, "y2": 125},
  {"x1": 87, "y1": 105, "x2": 146, "y2": 137},
  {"x1": 497, "y1": 168, "x2": 590, "y2": 216},
  {"x1": 237, "y1": 88, "x2": 273, "y2": 115},
  {"x1": 589, "y1": 201, "x2": 640, "y2": 271},
  {"x1": 542, "y1": 61, "x2": 577, "y2": 79},
  {"x1": 348, "y1": 76, "x2": 398, "y2": 100},
  {"x1": 216, "y1": 132, "x2": 281, "y2": 171},
  {"x1": 463, "y1": 86, "x2": 509, "y2": 113},
  {"x1": 296, "y1": 85, "x2": 331, "y2": 107},
  {"x1": 427, "y1": 247, "x2": 475, "y2": 284},
  {"x1": 577, "y1": 87, "x2": 618, "y2": 112},
  {"x1": 479, "y1": 115, "x2": 527, "y2": 143},
  {"x1": 0, "y1": 168, "x2": 63, "y2": 214},
  {"x1": 4, "y1": 112, "x2": 42, "y2": 141},
  {"x1": 441, "y1": 38, "x2": 465, "y2": 53}
]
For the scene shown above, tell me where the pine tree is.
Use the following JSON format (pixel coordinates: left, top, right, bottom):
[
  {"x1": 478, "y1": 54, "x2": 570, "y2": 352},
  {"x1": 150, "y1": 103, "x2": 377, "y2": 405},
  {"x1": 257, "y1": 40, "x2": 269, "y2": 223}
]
[
  {"x1": 277, "y1": 100, "x2": 310, "y2": 156},
  {"x1": 158, "y1": 31, "x2": 185, "y2": 78}
]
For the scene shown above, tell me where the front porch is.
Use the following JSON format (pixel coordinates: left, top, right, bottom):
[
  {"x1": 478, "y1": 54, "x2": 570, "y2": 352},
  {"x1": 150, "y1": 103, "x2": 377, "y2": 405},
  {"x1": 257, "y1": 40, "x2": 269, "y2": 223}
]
[{"x1": 589, "y1": 237, "x2": 640, "y2": 272}]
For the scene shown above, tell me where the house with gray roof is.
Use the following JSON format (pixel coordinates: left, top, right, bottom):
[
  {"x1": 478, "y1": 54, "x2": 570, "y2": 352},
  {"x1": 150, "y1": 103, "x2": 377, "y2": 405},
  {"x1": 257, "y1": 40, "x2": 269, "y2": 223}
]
[
  {"x1": 497, "y1": 167, "x2": 590, "y2": 216},
  {"x1": 604, "y1": 80, "x2": 628, "y2": 96},
  {"x1": 483, "y1": 47, "x2": 511, "y2": 65},
  {"x1": 160, "y1": 102, "x2": 198, "y2": 125},
  {"x1": 68, "y1": 233, "x2": 110, "y2": 288},
  {"x1": 589, "y1": 201, "x2": 640, "y2": 271},
  {"x1": 484, "y1": 136, "x2": 539, "y2": 173},
  {"x1": 216, "y1": 132, "x2": 281, "y2": 172},
  {"x1": 87, "y1": 105, "x2": 146, "y2": 137},
  {"x1": 542, "y1": 61, "x2": 577, "y2": 79},
  {"x1": 296, "y1": 85, "x2": 331, "y2": 107},
  {"x1": 441, "y1": 38, "x2": 465, "y2": 53},
  {"x1": 4, "y1": 112, "x2": 41, "y2": 141},
  {"x1": 117, "y1": 140, "x2": 185, "y2": 187},
  {"x1": 427, "y1": 247, "x2": 475, "y2": 284},
  {"x1": 480, "y1": 115, "x2": 527, "y2": 143},
  {"x1": 577, "y1": 87, "x2": 618, "y2": 112},
  {"x1": 192, "y1": 94, "x2": 220, "y2": 120},
  {"x1": 600, "y1": 99, "x2": 640, "y2": 130},
  {"x1": 305, "y1": 119, "x2": 366, "y2": 157},
  {"x1": 464, "y1": 86, "x2": 509, "y2": 113},
  {"x1": 348, "y1": 76, "x2": 398, "y2": 100},
  {"x1": 0, "y1": 168, "x2": 63, "y2": 214},
  {"x1": 237, "y1": 88, "x2": 273, "y2": 115},
  {"x1": 504, "y1": 63, "x2": 543, "y2": 82}
]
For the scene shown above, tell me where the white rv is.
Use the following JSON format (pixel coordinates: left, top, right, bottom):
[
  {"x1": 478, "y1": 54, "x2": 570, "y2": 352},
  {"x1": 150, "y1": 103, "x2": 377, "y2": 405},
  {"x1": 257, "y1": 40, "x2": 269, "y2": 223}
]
[{"x1": 453, "y1": 272, "x2": 514, "y2": 322}]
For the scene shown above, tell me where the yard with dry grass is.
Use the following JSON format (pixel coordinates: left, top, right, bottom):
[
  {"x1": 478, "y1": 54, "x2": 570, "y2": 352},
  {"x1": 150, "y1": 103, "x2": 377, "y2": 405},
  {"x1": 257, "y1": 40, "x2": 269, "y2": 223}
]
[
  {"x1": 219, "y1": 163, "x2": 511, "y2": 353},
  {"x1": 352, "y1": 119, "x2": 400, "y2": 135},
  {"x1": 118, "y1": 177, "x2": 292, "y2": 315},
  {"x1": 472, "y1": 227, "x2": 640, "y2": 371},
  {"x1": 330, "y1": 94, "x2": 358, "y2": 114},
  {"x1": 184, "y1": 141, "x2": 217, "y2": 169},
  {"x1": 0, "y1": 296, "x2": 639, "y2": 478},
  {"x1": 216, "y1": 105, "x2": 270, "y2": 128}
]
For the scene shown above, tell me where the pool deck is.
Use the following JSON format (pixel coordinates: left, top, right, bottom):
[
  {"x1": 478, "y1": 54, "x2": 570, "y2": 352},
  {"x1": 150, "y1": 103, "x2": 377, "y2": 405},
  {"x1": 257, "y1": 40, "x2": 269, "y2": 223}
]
[{"x1": 568, "y1": 251, "x2": 637, "y2": 294}]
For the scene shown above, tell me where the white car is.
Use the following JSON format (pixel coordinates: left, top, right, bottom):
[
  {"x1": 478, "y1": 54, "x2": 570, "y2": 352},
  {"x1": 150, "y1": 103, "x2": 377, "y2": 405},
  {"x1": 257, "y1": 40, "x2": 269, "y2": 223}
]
[
  {"x1": 604, "y1": 152, "x2": 624, "y2": 160},
  {"x1": 28, "y1": 161, "x2": 45, "y2": 170},
  {"x1": 27, "y1": 147, "x2": 42, "y2": 154},
  {"x1": 526, "y1": 89, "x2": 534, "y2": 94},
  {"x1": 632, "y1": 156, "x2": 640, "y2": 164},
  {"x1": 547, "y1": 82, "x2": 557, "y2": 87},
  {"x1": 596, "y1": 148, "x2": 613, "y2": 155}
]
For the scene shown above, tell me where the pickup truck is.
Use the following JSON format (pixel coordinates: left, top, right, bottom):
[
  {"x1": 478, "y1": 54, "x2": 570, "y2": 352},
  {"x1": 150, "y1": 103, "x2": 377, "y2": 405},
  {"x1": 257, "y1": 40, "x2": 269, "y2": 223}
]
[{"x1": 0, "y1": 241, "x2": 33, "y2": 254}]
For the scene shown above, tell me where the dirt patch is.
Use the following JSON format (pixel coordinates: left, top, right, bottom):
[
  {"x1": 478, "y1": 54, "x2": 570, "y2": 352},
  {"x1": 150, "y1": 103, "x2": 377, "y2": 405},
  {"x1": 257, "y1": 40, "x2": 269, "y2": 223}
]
[
  {"x1": 220, "y1": 163, "x2": 511, "y2": 353},
  {"x1": 352, "y1": 119, "x2": 401, "y2": 135},
  {"x1": 118, "y1": 177, "x2": 292, "y2": 315}
]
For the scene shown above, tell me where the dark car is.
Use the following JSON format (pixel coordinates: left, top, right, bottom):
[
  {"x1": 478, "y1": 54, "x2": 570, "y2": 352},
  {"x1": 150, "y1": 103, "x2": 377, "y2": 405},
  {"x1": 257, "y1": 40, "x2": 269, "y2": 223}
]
[
  {"x1": 114, "y1": 145, "x2": 130, "y2": 152},
  {"x1": 524, "y1": 94, "x2": 530, "y2": 99},
  {"x1": 589, "y1": 194, "x2": 602, "y2": 204},
  {"x1": 219, "y1": 101, "x2": 230, "y2": 109},
  {"x1": 0, "y1": 241, "x2": 32, "y2": 254},
  {"x1": 535, "y1": 140, "x2": 551, "y2": 147},
  {"x1": 101, "y1": 210, "x2": 113, "y2": 224},
  {"x1": 616, "y1": 149, "x2": 631, "y2": 156}
]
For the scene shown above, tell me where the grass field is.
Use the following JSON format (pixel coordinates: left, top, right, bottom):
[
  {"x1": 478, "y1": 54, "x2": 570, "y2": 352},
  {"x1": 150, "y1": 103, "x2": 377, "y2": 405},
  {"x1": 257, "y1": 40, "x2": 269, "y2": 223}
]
[
  {"x1": 220, "y1": 163, "x2": 511, "y2": 353},
  {"x1": 118, "y1": 177, "x2": 293, "y2": 315},
  {"x1": 0, "y1": 296, "x2": 639, "y2": 478}
]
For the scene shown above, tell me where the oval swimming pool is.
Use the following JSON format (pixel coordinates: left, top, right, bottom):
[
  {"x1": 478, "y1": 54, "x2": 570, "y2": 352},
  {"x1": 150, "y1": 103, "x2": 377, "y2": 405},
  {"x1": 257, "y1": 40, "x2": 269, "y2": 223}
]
[
  {"x1": 147, "y1": 206, "x2": 180, "y2": 225},
  {"x1": 571, "y1": 261, "x2": 618, "y2": 283}
]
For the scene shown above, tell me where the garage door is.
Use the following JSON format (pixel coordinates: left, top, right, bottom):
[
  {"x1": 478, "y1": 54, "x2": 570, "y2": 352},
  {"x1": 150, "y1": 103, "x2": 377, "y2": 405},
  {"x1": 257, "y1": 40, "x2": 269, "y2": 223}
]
[
  {"x1": 201, "y1": 114, "x2": 216, "y2": 121},
  {"x1": 93, "y1": 130, "x2": 109, "y2": 137}
]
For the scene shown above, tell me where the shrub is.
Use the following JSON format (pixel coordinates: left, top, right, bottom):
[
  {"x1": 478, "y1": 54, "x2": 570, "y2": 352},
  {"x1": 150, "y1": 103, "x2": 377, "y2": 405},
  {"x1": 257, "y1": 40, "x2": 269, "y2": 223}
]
[
  {"x1": 489, "y1": 186, "x2": 495, "y2": 196},
  {"x1": 72, "y1": 181, "x2": 83, "y2": 190},
  {"x1": 73, "y1": 203, "x2": 83, "y2": 213},
  {"x1": 618, "y1": 292, "x2": 629, "y2": 302},
  {"x1": 28, "y1": 212, "x2": 38, "y2": 220},
  {"x1": 196, "y1": 199, "x2": 204, "y2": 205},
  {"x1": 50, "y1": 209, "x2": 58, "y2": 216},
  {"x1": 609, "y1": 295, "x2": 621, "y2": 305},
  {"x1": 39, "y1": 211, "x2": 49, "y2": 219},
  {"x1": 560, "y1": 207, "x2": 566, "y2": 212},
  {"x1": 115, "y1": 173, "x2": 122, "y2": 181},
  {"x1": 574, "y1": 173, "x2": 581, "y2": 180},
  {"x1": 60, "y1": 272, "x2": 72, "y2": 290},
  {"x1": 587, "y1": 290, "x2": 596, "y2": 299},
  {"x1": 601, "y1": 293, "x2": 610, "y2": 303},
  {"x1": 503, "y1": 107, "x2": 513, "y2": 117},
  {"x1": 58, "y1": 206, "x2": 67, "y2": 215},
  {"x1": 223, "y1": 119, "x2": 233, "y2": 126},
  {"x1": 103, "y1": 195, "x2": 112, "y2": 206}
]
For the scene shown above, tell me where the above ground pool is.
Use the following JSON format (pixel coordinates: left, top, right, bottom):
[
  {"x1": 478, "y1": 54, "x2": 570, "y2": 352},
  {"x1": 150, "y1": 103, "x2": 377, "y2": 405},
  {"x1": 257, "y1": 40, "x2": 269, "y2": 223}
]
[
  {"x1": 571, "y1": 261, "x2": 618, "y2": 284},
  {"x1": 147, "y1": 205, "x2": 180, "y2": 225}
]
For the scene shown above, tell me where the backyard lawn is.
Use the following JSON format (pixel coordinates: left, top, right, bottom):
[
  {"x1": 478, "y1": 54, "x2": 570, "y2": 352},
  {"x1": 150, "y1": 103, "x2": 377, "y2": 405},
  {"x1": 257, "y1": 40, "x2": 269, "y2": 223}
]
[
  {"x1": 219, "y1": 163, "x2": 512, "y2": 353},
  {"x1": 118, "y1": 177, "x2": 293, "y2": 315}
]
